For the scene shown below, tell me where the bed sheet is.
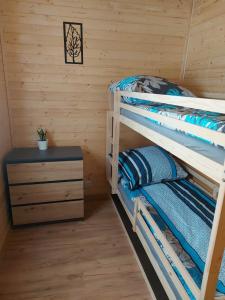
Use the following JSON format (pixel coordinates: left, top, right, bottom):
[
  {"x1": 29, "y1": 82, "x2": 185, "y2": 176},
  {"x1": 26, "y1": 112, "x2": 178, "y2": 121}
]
[{"x1": 118, "y1": 178, "x2": 224, "y2": 297}]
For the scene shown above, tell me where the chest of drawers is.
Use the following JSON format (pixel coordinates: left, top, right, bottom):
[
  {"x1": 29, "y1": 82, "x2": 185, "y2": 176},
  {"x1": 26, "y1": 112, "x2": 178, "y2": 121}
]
[{"x1": 4, "y1": 146, "x2": 84, "y2": 226}]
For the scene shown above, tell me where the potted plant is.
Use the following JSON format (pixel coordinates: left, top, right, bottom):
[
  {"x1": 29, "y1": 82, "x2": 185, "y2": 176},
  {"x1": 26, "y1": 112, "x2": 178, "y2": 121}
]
[{"x1": 37, "y1": 128, "x2": 48, "y2": 150}]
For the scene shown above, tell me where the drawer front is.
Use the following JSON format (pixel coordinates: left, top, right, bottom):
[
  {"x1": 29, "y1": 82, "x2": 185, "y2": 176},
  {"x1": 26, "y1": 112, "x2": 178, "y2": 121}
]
[
  {"x1": 10, "y1": 181, "x2": 83, "y2": 205},
  {"x1": 7, "y1": 160, "x2": 83, "y2": 184},
  {"x1": 12, "y1": 200, "x2": 84, "y2": 225}
]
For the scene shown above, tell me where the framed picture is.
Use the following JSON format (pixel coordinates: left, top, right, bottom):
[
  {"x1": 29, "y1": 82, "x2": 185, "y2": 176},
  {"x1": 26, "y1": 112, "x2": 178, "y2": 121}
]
[{"x1": 63, "y1": 22, "x2": 83, "y2": 64}]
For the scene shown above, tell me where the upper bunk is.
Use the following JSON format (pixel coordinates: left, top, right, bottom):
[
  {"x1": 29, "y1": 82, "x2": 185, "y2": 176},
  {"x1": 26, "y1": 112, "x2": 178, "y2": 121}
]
[{"x1": 109, "y1": 76, "x2": 225, "y2": 184}]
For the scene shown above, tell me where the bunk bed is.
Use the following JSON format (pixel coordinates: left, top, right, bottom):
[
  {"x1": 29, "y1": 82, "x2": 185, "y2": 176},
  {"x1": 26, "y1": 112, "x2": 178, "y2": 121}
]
[{"x1": 106, "y1": 76, "x2": 225, "y2": 300}]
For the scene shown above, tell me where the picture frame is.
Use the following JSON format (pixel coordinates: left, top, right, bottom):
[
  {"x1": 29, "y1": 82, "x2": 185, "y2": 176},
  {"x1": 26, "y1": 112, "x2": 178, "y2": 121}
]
[{"x1": 63, "y1": 22, "x2": 83, "y2": 64}]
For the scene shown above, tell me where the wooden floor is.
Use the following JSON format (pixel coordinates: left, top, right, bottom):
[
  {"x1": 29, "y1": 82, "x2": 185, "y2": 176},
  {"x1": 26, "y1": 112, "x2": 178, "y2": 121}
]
[{"x1": 0, "y1": 198, "x2": 152, "y2": 300}]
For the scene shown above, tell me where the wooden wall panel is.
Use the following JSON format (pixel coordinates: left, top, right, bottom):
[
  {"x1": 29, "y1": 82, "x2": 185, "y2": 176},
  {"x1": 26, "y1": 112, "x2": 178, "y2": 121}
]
[
  {"x1": 1, "y1": 0, "x2": 193, "y2": 196},
  {"x1": 0, "y1": 30, "x2": 11, "y2": 251},
  {"x1": 183, "y1": 0, "x2": 225, "y2": 99}
]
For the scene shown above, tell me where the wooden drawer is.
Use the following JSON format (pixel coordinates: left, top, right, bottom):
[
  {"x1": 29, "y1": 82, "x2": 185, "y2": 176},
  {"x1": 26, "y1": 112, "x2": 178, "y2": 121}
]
[
  {"x1": 12, "y1": 200, "x2": 84, "y2": 225},
  {"x1": 10, "y1": 181, "x2": 83, "y2": 205},
  {"x1": 7, "y1": 160, "x2": 83, "y2": 184}
]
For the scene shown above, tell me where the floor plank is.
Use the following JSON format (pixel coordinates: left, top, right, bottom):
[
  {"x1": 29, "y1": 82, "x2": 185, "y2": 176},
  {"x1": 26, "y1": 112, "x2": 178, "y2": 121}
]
[{"x1": 0, "y1": 199, "x2": 151, "y2": 300}]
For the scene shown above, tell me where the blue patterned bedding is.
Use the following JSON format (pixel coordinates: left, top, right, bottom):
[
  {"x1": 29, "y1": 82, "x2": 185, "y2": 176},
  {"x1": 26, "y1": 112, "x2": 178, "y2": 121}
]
[
  {"x1": 118, "y1": 177, "x2": 202, "y2": 298},
  {"x1": 119, "y1": 177, "x2": 224, "y2": 297},
  {"x1": 141, "y1": 179, "x2": 225, "y2": 294},
  {"x1": 109, "y1": 75, "x2": 195, "y2": 101},
  {"x1": 109, "y1": 75, "x2": 225, "y2": 141},
  {"x1": 130, "y1": 103, "x2": 225, "y2": 136}
]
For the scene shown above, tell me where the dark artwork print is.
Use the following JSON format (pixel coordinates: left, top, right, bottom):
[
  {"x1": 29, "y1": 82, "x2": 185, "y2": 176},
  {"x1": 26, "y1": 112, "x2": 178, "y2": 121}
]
[{"x1": 63, "y1": 22, "x2": 83, "y2": 64}]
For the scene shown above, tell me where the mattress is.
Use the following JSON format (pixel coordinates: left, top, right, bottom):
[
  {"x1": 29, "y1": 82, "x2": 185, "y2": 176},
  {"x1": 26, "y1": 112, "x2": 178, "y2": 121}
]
[
  {"x1": 121, "y1": 108, "x2": 225, "y2": 166},
  {"x1": 118, "y1": 177, "x2": 224, "y2": 298}
]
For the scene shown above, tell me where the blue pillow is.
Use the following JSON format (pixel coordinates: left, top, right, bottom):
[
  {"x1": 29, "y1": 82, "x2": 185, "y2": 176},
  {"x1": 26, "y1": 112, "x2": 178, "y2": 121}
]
[{"x1": 118, "y1": 146, "x2": 187, "y2": 190}]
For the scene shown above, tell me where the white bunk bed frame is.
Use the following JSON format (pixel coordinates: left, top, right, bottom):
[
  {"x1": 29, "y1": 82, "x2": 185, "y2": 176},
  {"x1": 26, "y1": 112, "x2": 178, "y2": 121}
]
[{"x1": 106, "y1": 91, "x2": 225, "y2": 300}]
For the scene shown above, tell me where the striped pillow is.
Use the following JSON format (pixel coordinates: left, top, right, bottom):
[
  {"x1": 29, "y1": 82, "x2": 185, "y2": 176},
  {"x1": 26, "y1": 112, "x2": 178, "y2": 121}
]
[{"x1": 119, "y1": 146, "x2": 187, "y2": 190}]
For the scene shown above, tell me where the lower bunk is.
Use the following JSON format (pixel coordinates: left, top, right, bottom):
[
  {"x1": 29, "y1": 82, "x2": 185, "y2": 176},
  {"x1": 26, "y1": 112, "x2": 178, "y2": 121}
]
[{"x1": 116, "y1": 177, "x2": 225, "y2": 300}]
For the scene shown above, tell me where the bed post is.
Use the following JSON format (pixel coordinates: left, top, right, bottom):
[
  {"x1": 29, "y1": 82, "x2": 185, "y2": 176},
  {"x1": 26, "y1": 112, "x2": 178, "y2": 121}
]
[
  {"x1": 200, "y1": 170, "x2": 225, "y2": 300},
  {"x1": 111, "y1": 92, "x2": 120, "y2": 194},
  {"x1": 106, "y1": 110, "x2": 112, "y2": 185}
]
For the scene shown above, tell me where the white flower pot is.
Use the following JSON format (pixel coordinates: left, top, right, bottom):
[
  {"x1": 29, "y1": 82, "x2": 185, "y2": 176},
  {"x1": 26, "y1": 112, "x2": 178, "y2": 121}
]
[{"x1": 38, "y1": 140, "x2": 48, "y2": 151}]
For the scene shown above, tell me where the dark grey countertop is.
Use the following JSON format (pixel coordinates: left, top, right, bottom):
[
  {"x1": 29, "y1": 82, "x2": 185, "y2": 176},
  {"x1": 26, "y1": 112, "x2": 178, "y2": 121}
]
[{"x1": 4, "y1": 146, "x2": 83, "y2": 164}]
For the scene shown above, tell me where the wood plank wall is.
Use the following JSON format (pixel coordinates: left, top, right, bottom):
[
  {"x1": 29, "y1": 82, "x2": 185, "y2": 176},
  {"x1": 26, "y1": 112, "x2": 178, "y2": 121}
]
[
  {"x1": 183, "y1": 0, "x2": 225, "y2": 99},
  {"x1": 0, "y1": 29, "x2": 11, "y2": 250},
  {"x1": 0, "y1": 0, "x2": 193, "y2": 197}
]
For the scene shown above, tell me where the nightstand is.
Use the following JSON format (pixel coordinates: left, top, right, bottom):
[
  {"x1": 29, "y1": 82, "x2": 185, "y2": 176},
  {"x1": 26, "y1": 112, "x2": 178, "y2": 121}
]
[{"x1": 4, "y1": 146, "x2": 84, "y2": 226}]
